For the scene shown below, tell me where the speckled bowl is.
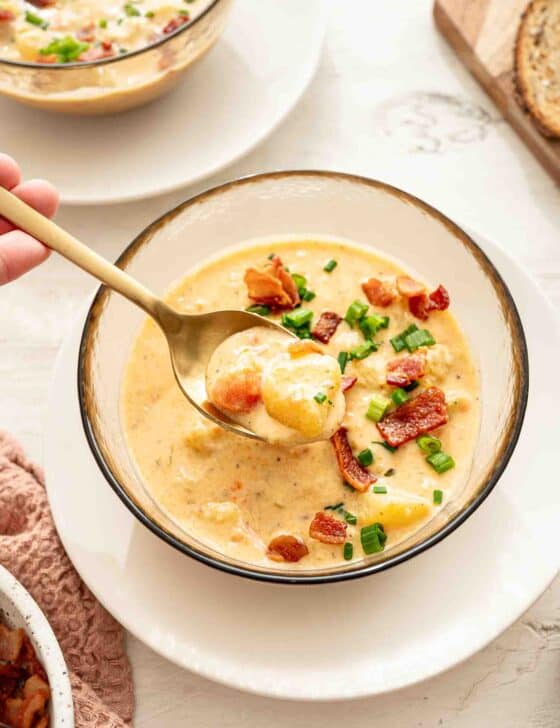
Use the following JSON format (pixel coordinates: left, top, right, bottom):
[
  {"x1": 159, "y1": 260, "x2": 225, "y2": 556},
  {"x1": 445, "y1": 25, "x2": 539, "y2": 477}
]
[{"x1": 0, "y1": 564, "x2": 74, "y2": 726}]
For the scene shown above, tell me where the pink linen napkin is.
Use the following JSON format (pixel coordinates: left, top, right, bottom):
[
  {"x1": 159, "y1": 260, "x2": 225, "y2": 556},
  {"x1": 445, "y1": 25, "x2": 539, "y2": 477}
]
[{"x1": 0, "y1": 430, "x2": 134, "y2": 727}]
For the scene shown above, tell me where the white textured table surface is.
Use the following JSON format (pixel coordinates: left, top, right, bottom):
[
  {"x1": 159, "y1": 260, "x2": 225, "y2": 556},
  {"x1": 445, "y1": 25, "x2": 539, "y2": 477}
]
[{"x1": 2, "y1": 1, "x2": 560, "y2": 725}]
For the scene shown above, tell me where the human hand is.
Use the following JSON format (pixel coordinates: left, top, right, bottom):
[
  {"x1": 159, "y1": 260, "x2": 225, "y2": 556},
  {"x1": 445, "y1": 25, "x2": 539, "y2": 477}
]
[{"x1": 0, "y1": 153, "x2": 59, "y2": 285}]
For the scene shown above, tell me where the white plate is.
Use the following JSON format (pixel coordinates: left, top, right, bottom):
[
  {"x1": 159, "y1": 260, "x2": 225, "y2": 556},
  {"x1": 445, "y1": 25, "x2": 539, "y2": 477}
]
[
  {"x1": 0, "y1": 0, "x2": 326, "y2": 206},
  {"x1": 44, "y1": 228, "x2": 560, "y2": 701}
]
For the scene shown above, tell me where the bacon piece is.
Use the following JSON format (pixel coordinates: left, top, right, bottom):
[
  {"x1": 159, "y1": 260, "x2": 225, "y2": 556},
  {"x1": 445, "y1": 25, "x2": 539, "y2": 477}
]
[
  {"x1": 396, "y1": 276, "x2": 425, "y2": 298},
  {"x1": 163, "y1": 14, "x2": 190, "y2": 34},
  {"x1": 386, "y1": 354, "x2": 425, "y2": 387},
  {"x1": 330, "y1": 427, "x2": 377, "y2": 492},
  {"x1": 18, "y1": 690, "x2": 49, "y2": 728},
  {"x1": 311, "y1": 311, "x2": 342, "y2": 343},
  {"x1": 377, "y1": 387, "x2": 448, "y2": 447},
  {"x1": 76, "y1": 24, "x2": 95, "y2": 42},
  {"x1": 210, "y1": 370, "x2": 262, "y2": 413},
  {"x1": 28, "y1": 0, "x2": 55, "y2": 6},
  {"x1": 267, "y1": 535, "x2": 309, "y2": 563},
  {"x1": 244, "y1": 255, "x2": 300, "y2": 311},
  {"x1": 408, "y1": 284, "x2": 451, "y2": 321},
  {"x1": 78, "y1": 41, "x2": 115, "y2": 62},
  {"x1": 23, "y1": 675, "x2": 50, "y2": 700},
  {"x1": 341, "y1": 375, "x2": 357, "y2": 392},
  {"x1": 0, "y1": 624, "x2": 23, "y2": 662},
  {"x1": 362, "y1": 278, "x2": 396, "y2": 307},
  {"x1": 309, "y1": 512, "x2": 347, "y2": 544},
  {"x1": 0, "y1": 9, "x2": 15, "y2": 21}
]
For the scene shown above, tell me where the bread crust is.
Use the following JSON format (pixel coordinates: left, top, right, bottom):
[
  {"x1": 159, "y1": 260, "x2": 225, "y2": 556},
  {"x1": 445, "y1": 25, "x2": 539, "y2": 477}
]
[{"x1": 514, "y1": 0, "x2": 560, "y2": 138}]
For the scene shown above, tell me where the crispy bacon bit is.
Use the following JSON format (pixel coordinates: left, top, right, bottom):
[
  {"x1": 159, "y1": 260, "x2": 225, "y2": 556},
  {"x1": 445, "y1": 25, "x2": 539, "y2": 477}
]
[
  {"x1": 210, "y1": 370, "x2": 262, "y2": 413},
  {"x1": 163, "y1": 14, "x2": 190, "y2": 34},
  {"x1": 309, "y1": 512, "x2": 347, "y2": 544},
  {"x1": 377, "y1": 386, "x2": 448, "y2": 447},
  {"x1": 386, "y1": 354, "x2": 426, "y2": 387},
  {"x1": 396, "y1": 276, "x2": 426, "y2": 298},
  {"x1": 0, "y1": 625, "x2": 24, "y2": 663},
  {"x1": 0, "y1": 9, "x2": 15, "y2": 21},
  {"x1": 408, "y1": 284, "x2": 451, "y2": 321},
  {"x1": 76, "y1": 24, "x2": 95, "y2": 42},
  {"x1": 330, "y1": 427, "x2": 377, "y2": 492},
  {"x1": 267, "y1": 535, "x2": 309, "y2": 563},
  {"x1": 362, "y1": 278, "x2": 396, "y2": 307},
  {"x1": 341, "y1": 375, "x2": 357, "y2": 392},
  {"x1": 28, "y1": 0, "x2": 55, "y2": 6},
  {"x1": 78, "y1": 41, "x2": 115, "y2": 62},
  {"x1": 244, "y1": 255, "x2": 300, "y2": 311},
  {"x1": 311, "y1": 311, "x2": 342, "y2": 343}
]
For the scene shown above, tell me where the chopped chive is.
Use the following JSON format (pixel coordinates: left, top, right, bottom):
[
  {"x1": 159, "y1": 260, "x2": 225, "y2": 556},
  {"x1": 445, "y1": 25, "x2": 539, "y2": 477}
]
[
  {"x1": 337, "y1": 351, "x2": 349, "y2": 373},
  {"x1": 344, "y1": 511, "x2": 357, "y2": 525},
  {"x1": 360, "y1": 523, "x2": 387, "y2": 554},
  {"x1": 344, "y1": 300, "x2": 369, "y2": 327},
  {"x1": 357, "y1": 448, "x2": 374, "y2": 467},
  {"x1": 39, "y1": 36, "x2": 90, "y2": 63},
  {"x1": 324, "y1": 502, "x2": 344, "y2": 511},
  {"x1": 267, "y1": 252, "x2": 275, "y2": 260},
  {"x1": 416, "y1": 435, "x2": 442, "y2": 454},
  {"x1": 343, "y1": 542, "x2": 353, "y2": 560},
  {"x1": 25, "y1": 10, "x2": 48, "y2": 28},
  {"x1": 427, "y1": 451, "x2": 455, "y2": 474},
  {"x1": 372, "y1": 440, "x2": 398, "y2": 453},
  {"x1": 366, "y1": 395, "x2": 391, "y2": 423},
  {"x1": 359, "y1": 314, "x2": 389, "y2": 340},
  {"x1": 282, "y1": 308, "x2": 313, "y2": 329},
  {"x1": 314, "y1": 392, "x2": 327, "y2": 404},
  {"x1": 384, "y1": 468, "x2": 396, "y2": 477},
  {"x1": 99, "y1": 17, "x2": 108, "y2": 27},
  {"x1": 245, "y1": 304, "x2": 271, "y2": 316},
  {"x1": 291, "y1": 273, "x2": 307, "y2": 292},
  {"x1": 302, "y1": 289, "x2": 316, "y2": 302},
  {"x1": 404, "y1": 328, "x2": 436, "y2": 352},
  {"x1": 349, "y1": 340, "x2": 378, "y2": 360},
  {"x1": 404, "y1": 380, "x2": 420, "y2": 392},
  {"x1": 433, "y1": 489, "x2": 443, "y2": 505},
  {"x1": 323, "y1": 259, "x2": 338, "y2": 273},
  {"x1": 373, "y1": 485, "x2": 387, "y2": 494},
  {"x1": 124, "y1": 2, "x2": 141, "y2": 16},
  {"x1": 145, "y1": 11, "x2": 154, "y2": 18},
  {"x1": 390, "y1": 324, "x2": 419, "y2": 353},
  {"x1": 391, "y1": 388, "x2": 409, "y2": 406}
]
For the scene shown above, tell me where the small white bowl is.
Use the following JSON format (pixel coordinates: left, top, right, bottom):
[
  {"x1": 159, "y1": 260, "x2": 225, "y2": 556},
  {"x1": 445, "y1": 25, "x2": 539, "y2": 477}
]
[{"x1": 0, "y1": 564, "x2": 74, "y2": 726}]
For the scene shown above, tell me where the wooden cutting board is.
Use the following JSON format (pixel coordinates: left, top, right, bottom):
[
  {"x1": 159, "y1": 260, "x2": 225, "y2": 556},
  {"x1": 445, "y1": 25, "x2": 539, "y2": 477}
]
[{"x1": 434, "y1": 0, "x2": 560, "y2": 184}]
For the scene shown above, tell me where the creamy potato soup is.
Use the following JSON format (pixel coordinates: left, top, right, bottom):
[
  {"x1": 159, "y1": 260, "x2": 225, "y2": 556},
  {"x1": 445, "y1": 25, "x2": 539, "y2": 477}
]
[
  {"x1": 0, "y1": 0, "x2": 211, "y2": 62},
  {"x1": 122, "y1": 240, "x2": 480, "y2": 569}
]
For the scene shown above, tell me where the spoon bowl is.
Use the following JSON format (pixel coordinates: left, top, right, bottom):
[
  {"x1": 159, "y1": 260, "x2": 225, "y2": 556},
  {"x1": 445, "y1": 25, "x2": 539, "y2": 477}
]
[{"x1": 0, "y1": 185, "x2": 293, "y2": 441}]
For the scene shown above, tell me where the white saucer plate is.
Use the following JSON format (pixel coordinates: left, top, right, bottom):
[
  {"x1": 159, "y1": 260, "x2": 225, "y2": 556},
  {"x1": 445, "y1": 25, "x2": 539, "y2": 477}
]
[
  {"x1": 45, "y1": 228, "x2": 560, "y2": 701},
  {"x1": 0, "y1": 0, "x2": 327, "y2": 205}
]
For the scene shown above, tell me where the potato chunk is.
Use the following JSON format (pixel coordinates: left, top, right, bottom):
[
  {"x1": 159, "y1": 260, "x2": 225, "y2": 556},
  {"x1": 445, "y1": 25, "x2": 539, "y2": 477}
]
[{"x1": 360, "y1": 492, "x2": 431, "y2": 530}]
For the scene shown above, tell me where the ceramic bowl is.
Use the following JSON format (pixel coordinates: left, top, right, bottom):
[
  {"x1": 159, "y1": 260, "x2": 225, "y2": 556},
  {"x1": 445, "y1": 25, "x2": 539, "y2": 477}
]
[
  {"x1": 78, "y1": 171, "x2": 529, "y2": 584},
  {"x1": 0, "y1": 0, "x2": 232, "y2": 115},
  {"x1": 0, "y1": 564, "x2": 73, "y2": 725}
]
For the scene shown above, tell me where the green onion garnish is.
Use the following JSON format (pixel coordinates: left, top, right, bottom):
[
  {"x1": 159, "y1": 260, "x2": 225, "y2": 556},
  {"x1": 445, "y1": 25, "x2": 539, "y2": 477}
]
[
  {"x1": 404, "y1": 328, "x2": 436, "y2": 352},
  {"x1": 404, "y1": 380, "x2": 420, "y2": 392},
  {"x1": 357, "y1": 448, "x2": 373, "y2": 467},
  {"x1": 359, "y1": 314, "x2": 389, "y2": 340},
  {"x1": 282, "y1": 308, "x2": 313, "y2": 329},
  {"x1": 25, "y1": 11, "x2": 48, "y2": 28},
  {"x1": 323, "y1": 259, "x2": 338, "y2": 273},
  {"x1": 344, "y1": 511, "x2": 357, "y2": 525},
  {"x1": 416, "y1": 435, "x2": 442, "y2": 454},
  {"x1": 124, "y1": 3, "x2": 141, "y2": 16},
  {"x1": 349, "y1": 340, "x2": 378, "y2": 360},
  {"x1": 384, "y1": 468, "x2": 396, "y2": 477},
  {"x1": 373, "y1": 485, "x2": 387, "y2": 494},
  {"x1": 390, "y1": 324, "x2": 419, "y2": 353},
  {"x1": 344, "y1": 300, "x2": 369, "y2": 327},
  {"x1": 267, "y1": 252, "x2": 275, "y2": 260},
  {"x1": 360, "y1": 523, "x2": 387, "y2": 554},
  {"x1": 433, "y1": 489, "x2": 443, "y2": 505},
  {"x1": 99, "y1": 18, "x2": 108, "y2": 27},
  {"x1": 427, "y1": 452, "x2": 455, "y2": 474},
  {"x1": 391, "y1": 388, "x2": 409, "y2": 406},
  {"x1": 366, "y1": 395, "x2": 391, "y2": 423},
  {"x1": 291, "y1": 273, "x2": 306, "y2": 292},
  {"x1": 372, "y1": 440, "x2": 398, "y2": 453},
  {"x1": 337, "y1": 351, "x2": 349, "y2": 373},
  {"x1": 324, "y1": 502, "x2": 344, "y2": 511},
  {"x1": 245, "y1": 304, "x2": 271, "y2": 316},
  {"x1": 145, "y1": 11, "x2": 154, "y2": 18},
  {"x1": 302, "y1": 289, "x2": 316, "y2": 302},
  {"x1": 314, "y1": 392, "x2": 327, "y2": 404},
  {"x1": 343, "y1": 542, "x2": 353, "y2": 560},
  {"x1": 39, "y1": 36, "x2": 89, "y2": 63}
]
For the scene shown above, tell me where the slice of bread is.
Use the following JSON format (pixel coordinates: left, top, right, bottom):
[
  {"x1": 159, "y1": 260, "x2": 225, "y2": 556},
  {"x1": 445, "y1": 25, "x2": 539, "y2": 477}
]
[{"x1": 514, "y1": 0, "x2": 560, "y2": 138}]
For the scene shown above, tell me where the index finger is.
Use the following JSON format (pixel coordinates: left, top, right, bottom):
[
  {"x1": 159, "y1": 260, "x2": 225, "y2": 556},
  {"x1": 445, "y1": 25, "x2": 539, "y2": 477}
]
[{"x1": 0, "y1": 153, "x2": 22, "y2": 190}]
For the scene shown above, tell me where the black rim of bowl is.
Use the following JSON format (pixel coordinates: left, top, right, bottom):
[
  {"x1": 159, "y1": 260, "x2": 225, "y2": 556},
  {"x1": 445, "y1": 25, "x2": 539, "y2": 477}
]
[
  {"x1": 77, "y1": 170, "x2": 530, "y2": 585},
  {"x1": 0, "y1": 0, "x2": 222, "y2": 70}
]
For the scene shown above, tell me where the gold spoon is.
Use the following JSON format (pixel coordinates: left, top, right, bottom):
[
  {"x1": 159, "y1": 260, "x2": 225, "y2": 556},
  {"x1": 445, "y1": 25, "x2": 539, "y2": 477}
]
[{"x1": 0, "y1": 186, "x2": 295, "y2": 441}]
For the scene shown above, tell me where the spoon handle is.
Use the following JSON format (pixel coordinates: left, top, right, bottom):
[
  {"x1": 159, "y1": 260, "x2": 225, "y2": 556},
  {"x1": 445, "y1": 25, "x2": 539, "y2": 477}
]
[{"x1": 0, "y1": 185, "x2": 163, "y2": 319}]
